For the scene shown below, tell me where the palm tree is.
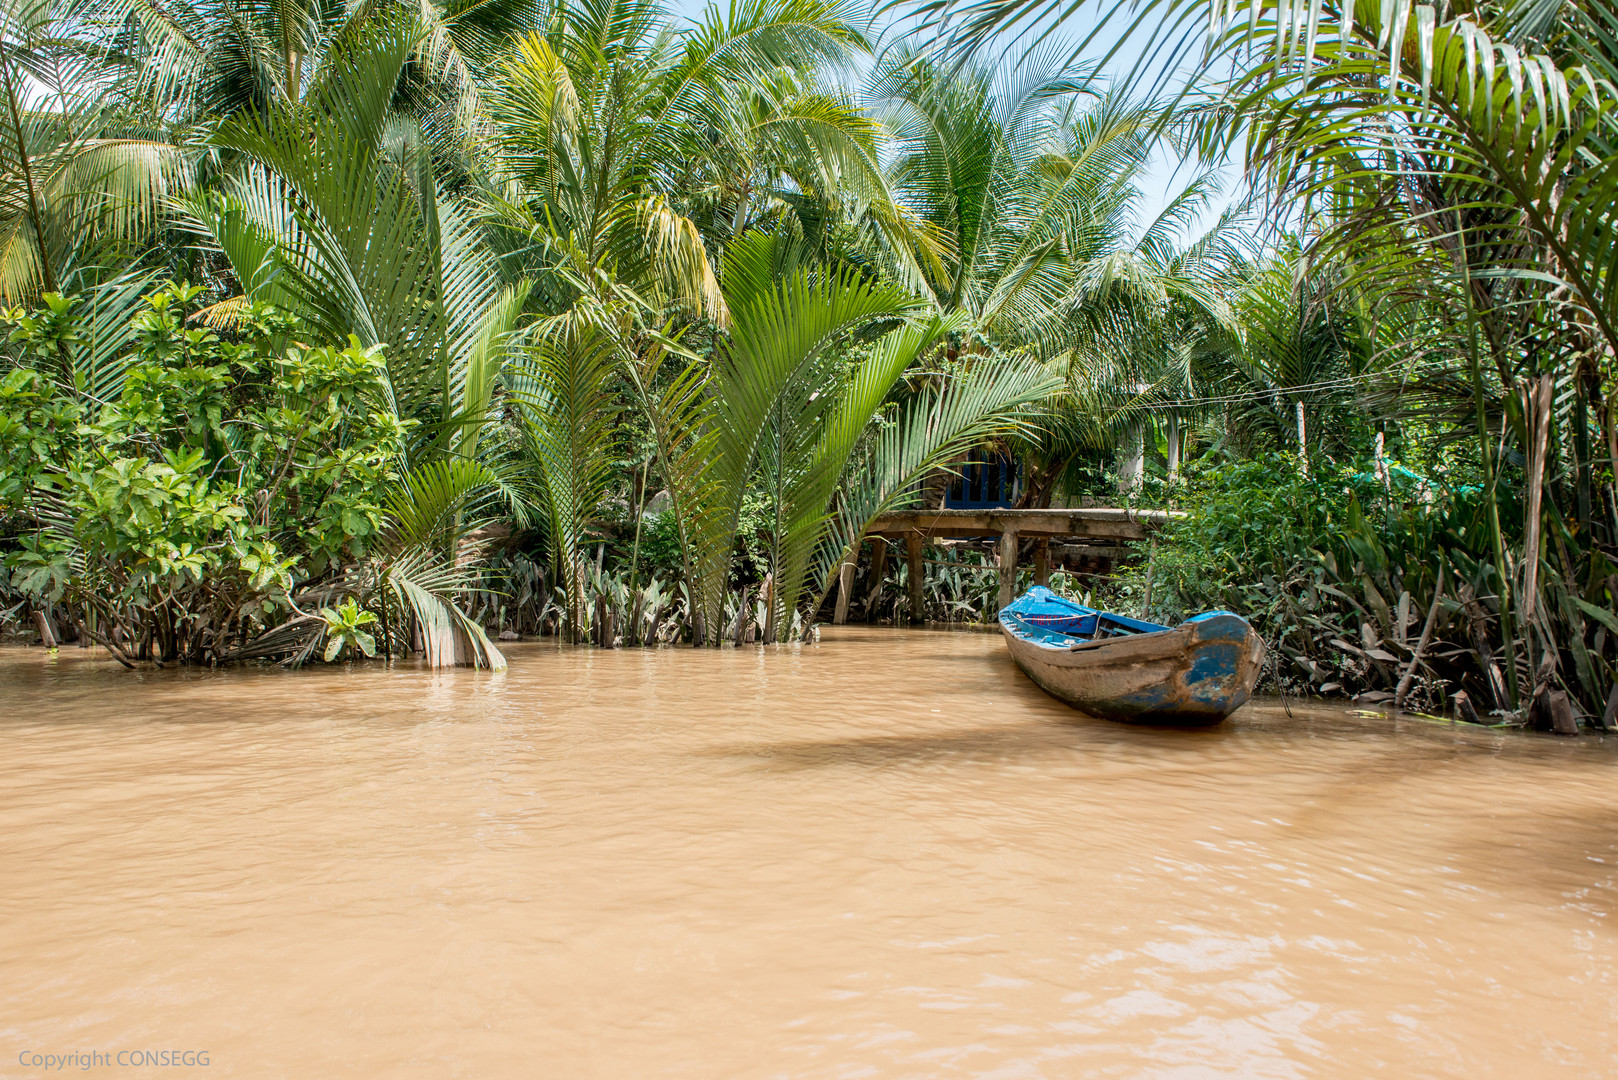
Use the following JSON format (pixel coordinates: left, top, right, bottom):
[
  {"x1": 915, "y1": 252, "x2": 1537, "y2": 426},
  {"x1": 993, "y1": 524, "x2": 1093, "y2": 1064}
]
[
  {"x1": 165, "y1": 20, "x2": 530, "y2": 666},
  {"x1": 661, "y1": 230, "x2": 1061, "y2": 643},
  {"x1": 921, "y1": 0, "x2": 1618, "y2": 711},
  {"x1": 1217, "y1": 244, "x2": 1371, "y2": 468},
  {"x1": 183, "y1": 18, "x2": 523, "y2": 460},
  {"x1": 109, "y1": 0, "x2": 539, "y2": 140},
  {"x1": 479, "y1": 0, "x2": 943, "y2": 638},
  {"x1": 478, "y1": 0, "x2": 950, "y2": 320},
  {"x1": 871, "y1": 51, "x2": 1240, "y2": 499},
  {"x1": 0, "y1": 0, "x2": 189, "y2": 353},
  {"x1": 870, "y1": 53, "x2": 1160, "y2": 341}
]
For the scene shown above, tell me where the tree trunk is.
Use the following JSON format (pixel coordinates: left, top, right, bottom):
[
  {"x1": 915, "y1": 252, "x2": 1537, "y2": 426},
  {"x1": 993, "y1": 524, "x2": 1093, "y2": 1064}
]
[
  {"x1": 731, "y1": 584, "x2": 749, "y2": 646},
  {"x1": 1576, "y1": 365, "x2": 1594, "y2": 537},
  {"x1": 1606, "y1": 385, "x2": 1618, "y2": 544},
  {"x1": 833, "y1": 557, "x2": 854, "y2": 625},
  {"x1": 1117, "y1": 423, "x2": 1144, "y2": 493},
  {"x1": 1459, "y1": 236, "x2": 1518, "y2": 707},
  {"x1": 1296, "y1": 400, "x2": 1309, "y2": 477},
  {"x1": 0, "y1": 35, "x2": 58, "y2": 301},
  {"x1": 1548, "y1": 690, "x2": 1579, "y2": 735},
  {"x1": 1165, "y1": 414, "x2": 1181, "y2": 481},
  {"x1": 762, "y1": 571, "x2": 777, "y2": 644},
  {"x1": 1141, "y1": 538, "x2": 1157, "y2": 619},
  {"x1": 1522, "y1": 374, "x2": 1554, "y2": 629}
]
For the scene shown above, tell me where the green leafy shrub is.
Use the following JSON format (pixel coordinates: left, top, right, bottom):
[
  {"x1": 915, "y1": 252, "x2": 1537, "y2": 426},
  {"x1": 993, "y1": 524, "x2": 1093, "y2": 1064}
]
[
  {"x1": 1109, "y1": 454, "x2": 1544, "y2": 707},
  {"x1": 1, "y1": 284, "x2": 408, "y2": 662}
]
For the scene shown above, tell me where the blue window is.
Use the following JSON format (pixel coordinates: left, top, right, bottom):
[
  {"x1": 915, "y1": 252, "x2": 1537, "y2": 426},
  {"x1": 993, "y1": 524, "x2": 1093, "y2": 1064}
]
[{"x1": 945, "y1": 450, "x2": 1019, "y2": 509}]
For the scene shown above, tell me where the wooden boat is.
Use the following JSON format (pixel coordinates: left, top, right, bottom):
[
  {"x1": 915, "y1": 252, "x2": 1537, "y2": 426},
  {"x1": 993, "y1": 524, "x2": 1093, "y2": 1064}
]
[{"x1": 998, "y1": 587, "x2": 1266, "y2": 725}]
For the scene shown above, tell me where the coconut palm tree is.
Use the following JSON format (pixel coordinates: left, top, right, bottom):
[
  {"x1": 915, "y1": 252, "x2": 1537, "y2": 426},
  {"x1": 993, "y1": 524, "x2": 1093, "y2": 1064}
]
[
  {"x1": 479, "y1": 0, "x2": 948, "y2": 636},
  {"x1": 0, "y1": 0, "x2": 189, "y2": 351},
  {"x1": 916, "y1": 0, "x2": 1618, "y2": 711},
  {"x1": 182, "y1": 18, "x2": 524, "y2": 457},
  {"x1": 870, "y1": 52, "x2": 1164, "y2": 341},
  {"x1": 1215, "y1": 243, "x2": 1372, "y2": 467},
  {"x1": 871, "y1": 51, "x2": 1240, "y2": 498},
  {"x1": 481, "y1": 0, "x2": 923, "y2": 322},
  {"x1": 107, "y1": 0, "x2": 539, "y2": 140}
]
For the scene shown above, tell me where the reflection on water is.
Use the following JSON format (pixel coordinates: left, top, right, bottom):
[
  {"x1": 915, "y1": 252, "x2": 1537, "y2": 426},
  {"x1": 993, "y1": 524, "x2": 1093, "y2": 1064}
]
[{"x1": 3, "y1": 627, "x2": 1617, "y2": 1078}]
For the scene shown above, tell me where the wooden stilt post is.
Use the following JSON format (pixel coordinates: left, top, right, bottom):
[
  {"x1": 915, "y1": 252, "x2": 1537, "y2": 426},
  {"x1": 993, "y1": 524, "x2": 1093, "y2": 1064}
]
[
  {"x1": 1549, "y1": 690, "x2": 1579, "y2": 735},
  {"x1": 906, "y1": 534, "x2": 925, "y2": 625},
  {"x1": 997, "y1": 527, "x2": 1019, "y2": 612},
  {"x1": 1033, "y1": 539, "x2": 1050, "y2": 588},
  {"x1": 834, "y1": 553, "x2": 855, "y2": 625},
  {"x1": 867, "y1": 537, "x2": 888, "y2": 623}
]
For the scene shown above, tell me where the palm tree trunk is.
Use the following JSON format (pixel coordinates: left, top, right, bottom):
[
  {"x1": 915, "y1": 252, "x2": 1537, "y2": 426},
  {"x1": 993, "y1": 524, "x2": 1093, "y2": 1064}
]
[
  {"x1": 1295, "y1": 400, "x2": 1308, "y2": 477},
  {"x1": 1166, "y1": 413, "x2": 1181, "y2": 480},
  {"x1": 1606, "y1": 386, "x2": 1618, "y2": 542},
  {"x1": 1457, "y1": 221, "x2": 1519, "y2": 708},
  {"x1": 379, "y1": 577, "x2": 391, "y2": 661},
  {"x1": 1117, "y1": 423, "x2": 1144, "y2": 493},
  {"x1": 1576, "y1": 364, "x2": 1594, "y2": 538},
  {"x1": 1522, "y1": 374, "x2": 1554, "y2": 631},
  {"x1": 766, "y1": 403, "x2": 785, "y2": 644}
]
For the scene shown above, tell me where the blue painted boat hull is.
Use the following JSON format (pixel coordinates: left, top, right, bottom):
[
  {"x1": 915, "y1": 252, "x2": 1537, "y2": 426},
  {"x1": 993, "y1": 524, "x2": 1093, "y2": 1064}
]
[{"x1": 998, "y1": 589, "x2": 1267, "y2": 725}]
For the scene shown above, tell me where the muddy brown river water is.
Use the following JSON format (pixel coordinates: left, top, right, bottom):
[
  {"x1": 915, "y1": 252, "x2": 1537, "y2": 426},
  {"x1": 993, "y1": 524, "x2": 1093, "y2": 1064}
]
[{"x1": 3, "y1": 627, "x2": 1617, "y2": 1078}]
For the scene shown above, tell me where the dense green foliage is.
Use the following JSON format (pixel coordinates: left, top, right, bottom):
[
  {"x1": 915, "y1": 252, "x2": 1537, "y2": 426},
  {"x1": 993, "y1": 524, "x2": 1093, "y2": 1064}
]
[
  {"x1": 1109, "y1": 459, "x2": 1535, "y2": 709},
  {"x1": 914, "y1": 0, "x2": 1618, "y2": 730},
  {"x1": 1, "y1": 287, "x2": 407, "y2": 659},
  {"x1": 0, "y1": 0, "x2": 1613, "y2": 731}
]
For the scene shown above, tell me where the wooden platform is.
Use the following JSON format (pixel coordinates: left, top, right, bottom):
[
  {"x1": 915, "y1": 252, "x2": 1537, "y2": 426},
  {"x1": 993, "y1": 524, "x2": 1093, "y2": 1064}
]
[
  {"x1": 833, "y1": 508, "x2": 1183, "y2": 625},
  {"x1": 867, "y1": 507, "x2": 1178, "y2": 542}
]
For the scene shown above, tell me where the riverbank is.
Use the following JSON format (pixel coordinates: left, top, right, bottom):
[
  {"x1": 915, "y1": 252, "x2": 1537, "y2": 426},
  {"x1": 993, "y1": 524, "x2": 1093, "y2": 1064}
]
[{"x1": 4, "y1": 629, "x2": 1616, "y2": 1077}]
